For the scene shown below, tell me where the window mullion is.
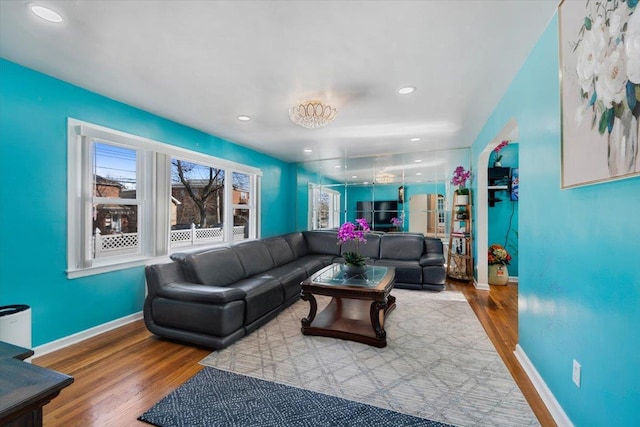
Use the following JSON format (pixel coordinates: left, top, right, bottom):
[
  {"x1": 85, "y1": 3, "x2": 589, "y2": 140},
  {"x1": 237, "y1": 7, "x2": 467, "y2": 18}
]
[
  {"x1": 224, "y1": 168, "x2": 233, "y2": 242},
  {"x1": 154, "y1": 153, "x2": 171, "y2": 256},
  {"x1": 81, "y1": 136, "x2": 95, "y2": 268},
  {"x1": 251, "y1": 174, "x2": 259, "y2": 238}
]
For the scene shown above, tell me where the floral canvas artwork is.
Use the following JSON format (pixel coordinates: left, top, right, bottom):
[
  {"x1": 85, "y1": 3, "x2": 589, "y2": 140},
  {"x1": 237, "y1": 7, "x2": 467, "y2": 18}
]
[{"x1": 560, "y1": 0, "x2": 640, "y2": 188}]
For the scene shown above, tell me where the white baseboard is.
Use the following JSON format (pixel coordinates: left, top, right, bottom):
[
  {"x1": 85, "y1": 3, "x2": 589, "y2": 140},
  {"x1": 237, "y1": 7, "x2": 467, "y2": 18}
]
[
  {"x1": 33, "y1": 311, "x2": 143, "y2": 358},
  {"x1": 473, "y1": 278, "x2": 490, "y2": 290},
  {"x1": 509, "y1": 275, "x2": 519, "y2": 283},
  {"x1": 514, "y1": 344, "x2": 574, "y2": 427}
]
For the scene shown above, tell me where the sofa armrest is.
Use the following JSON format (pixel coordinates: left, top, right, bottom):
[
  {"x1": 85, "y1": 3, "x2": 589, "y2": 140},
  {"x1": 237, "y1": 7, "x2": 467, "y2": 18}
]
[
  {"x1": 157, "y1": 282, "x2": 247, "y2": 304},
  {"x1": 420, "y1": 253, "x2": 445, "y2": 267}
]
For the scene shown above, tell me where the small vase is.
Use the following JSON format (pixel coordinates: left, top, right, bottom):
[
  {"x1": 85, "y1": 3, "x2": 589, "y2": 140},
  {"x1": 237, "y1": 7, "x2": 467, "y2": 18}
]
[
  {"x1": 343, "y1": 264, "x2": 367, "y2": 276},
  {"x1": 607, "y1": 111, "x2": 638, "y2": 176},
  {"x1": 455, "y1": 194, "x2": 469, "y2": 205},
  {"x1": 488, "y1": 264, "x2": 509, "y2": 286},
  {"x1": 494, "y1": 161, "x2": 502, "y2": 167}
]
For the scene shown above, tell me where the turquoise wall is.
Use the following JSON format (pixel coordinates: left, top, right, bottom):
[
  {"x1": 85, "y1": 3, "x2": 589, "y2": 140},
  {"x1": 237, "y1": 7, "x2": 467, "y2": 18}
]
[
  {"x1": 470, "y1": 15, "x2": 639, "y2": 426},
  {"x1": 0, "y1": 59, "x2": 295, "y2": 346},
  {"x1": 488, "y1": 144, "x2": 519, "y2": 276}
]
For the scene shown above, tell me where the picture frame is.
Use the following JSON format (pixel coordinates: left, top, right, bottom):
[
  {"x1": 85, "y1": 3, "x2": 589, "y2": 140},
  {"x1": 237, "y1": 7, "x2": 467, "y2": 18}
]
[{"x1": 559, "y1": 0, "x2": 639, "y2": 188}]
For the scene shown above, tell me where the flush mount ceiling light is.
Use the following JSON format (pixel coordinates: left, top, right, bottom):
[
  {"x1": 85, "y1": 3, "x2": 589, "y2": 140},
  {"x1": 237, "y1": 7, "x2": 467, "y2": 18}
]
[
  {"x1": 289, "y1": 100, "x2": 337, "y2": 129},
  {"x1": 397, "y1": 86, "x2": 416, "y2": 95},
  {"x1": 375, "y1": 174, "x2": 394, "y2": 184},
  {"x1": 237, "y1": 115, "x2": 251, "y2": 121},
  {"x1": 30, "y1": 4, "x2": 63, "y2": 23},
  {"x1": 410, "y1": 137, "x2": 420, "y2": 142}
]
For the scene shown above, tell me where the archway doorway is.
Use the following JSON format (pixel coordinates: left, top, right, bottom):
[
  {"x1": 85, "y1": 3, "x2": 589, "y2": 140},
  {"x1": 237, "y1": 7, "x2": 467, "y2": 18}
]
[{"x1": 476, "y1": 118, "x2": 519, "y2": 289}]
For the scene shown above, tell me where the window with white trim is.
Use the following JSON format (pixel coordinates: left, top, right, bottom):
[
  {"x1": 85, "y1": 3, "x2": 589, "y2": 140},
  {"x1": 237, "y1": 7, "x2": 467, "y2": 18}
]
[
  {"x1": 92, "y1": 143, "x2": 142, "y2": 259},
  {"x1": 67, "y1": 119, "x2": 261, "y2": 278},
  {"x1": 309, "y1": 184, "x2": 341, "y2": 230}
]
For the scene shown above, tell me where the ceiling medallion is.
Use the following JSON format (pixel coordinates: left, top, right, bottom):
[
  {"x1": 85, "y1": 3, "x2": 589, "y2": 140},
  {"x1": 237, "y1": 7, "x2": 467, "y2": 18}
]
[{"x1": 289, "y1": 100, "x2": 337, "y2": 129}]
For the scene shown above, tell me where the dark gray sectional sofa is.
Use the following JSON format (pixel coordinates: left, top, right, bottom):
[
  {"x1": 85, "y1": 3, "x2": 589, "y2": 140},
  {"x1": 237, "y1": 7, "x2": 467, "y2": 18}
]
[{"x1": 143, "y1": 230, "x2": 445, "y2": 349}]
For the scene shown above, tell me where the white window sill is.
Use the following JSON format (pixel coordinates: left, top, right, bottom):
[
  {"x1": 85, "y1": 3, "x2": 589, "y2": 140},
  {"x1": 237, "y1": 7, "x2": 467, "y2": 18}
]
[{"x1": 66, "y1": 255, "x2": 171, "y2": 279}]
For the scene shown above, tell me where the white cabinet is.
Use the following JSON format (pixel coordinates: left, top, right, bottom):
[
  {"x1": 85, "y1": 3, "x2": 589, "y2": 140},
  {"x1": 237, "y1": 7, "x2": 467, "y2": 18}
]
[{"x1": 409, "y1": 194, "x2": 446, "y2": 237}]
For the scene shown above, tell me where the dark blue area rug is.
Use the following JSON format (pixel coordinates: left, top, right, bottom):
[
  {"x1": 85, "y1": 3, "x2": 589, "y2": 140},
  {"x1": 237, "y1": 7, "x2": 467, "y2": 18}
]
[{"x1": 138, "y1": 367, "x2": 454, "y2": 427}]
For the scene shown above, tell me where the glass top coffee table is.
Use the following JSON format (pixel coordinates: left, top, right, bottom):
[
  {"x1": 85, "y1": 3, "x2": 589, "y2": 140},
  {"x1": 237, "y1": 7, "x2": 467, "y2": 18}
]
[{"x1": 300, "y1": 263, "x2": 396, "y2": 348}]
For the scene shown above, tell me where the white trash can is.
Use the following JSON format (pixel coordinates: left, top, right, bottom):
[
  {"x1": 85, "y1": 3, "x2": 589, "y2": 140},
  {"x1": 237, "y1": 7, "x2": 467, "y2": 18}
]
[{"x1": 0, "y1": 304, "x2": 32, "y2": 348}]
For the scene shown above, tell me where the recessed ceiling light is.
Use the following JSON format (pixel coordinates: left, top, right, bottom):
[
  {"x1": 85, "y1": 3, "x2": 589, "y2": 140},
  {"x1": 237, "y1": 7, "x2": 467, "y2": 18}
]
[
  {"x1": 334, "y1": 165, "x2": 342, "y2": 168},
  {"x1": 397, "y1": 86, "x2": 416, "y2": 95},
  {"x1": 303, "y1": 149, "x2": 312, "y2": 153},
  {"x1": 414, "y1": 159, "x2": 422, "y2": 163},
  {"x1": 416, "y1": 172, "x2": 422, "y2": 176},
  {"x1": 30, "y1": 4, "x2": 63, "y2": 23},
  {"x1": 410, "y1": 137, "x2": 420, "y2": 142},
  {"x1": 237, "y1": 115, "x2": 251, "y2": 121},
  {"x1": 351, "y1": 175, "x2": 358, "y2": 179}
]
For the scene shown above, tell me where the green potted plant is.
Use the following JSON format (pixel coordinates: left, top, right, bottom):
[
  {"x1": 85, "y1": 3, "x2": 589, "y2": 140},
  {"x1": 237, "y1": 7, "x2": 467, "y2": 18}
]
[
  {"x1": 390, "y1": 215, "x2": 403, "y2": 232},
  {"x1": 337, "y1": 218, "x2": 370, "y2": 275},
  {"x1": 451, "y1": 166, "x2": 471, "y2": 205},
  {"x1": 455, "y1": 208, "x2": 468, "y2": 220},
  {"x1": 493, "y1": 140, "x2": 509, "y2": 167}
]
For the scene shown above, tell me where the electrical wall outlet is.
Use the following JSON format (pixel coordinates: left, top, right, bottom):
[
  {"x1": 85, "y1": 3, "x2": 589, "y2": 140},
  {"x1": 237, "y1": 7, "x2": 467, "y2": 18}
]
[{"x1": 572, "y1": 359, "x2": 581, "y2": 387}]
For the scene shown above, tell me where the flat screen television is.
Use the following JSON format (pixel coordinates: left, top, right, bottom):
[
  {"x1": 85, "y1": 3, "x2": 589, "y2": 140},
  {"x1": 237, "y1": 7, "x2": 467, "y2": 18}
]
[
  {"x1": 356, "y1": 200, "x2": 398, "y2": 228},
  {"x1": 511, "y1": 168, "x2": 519, "y2": 201}
]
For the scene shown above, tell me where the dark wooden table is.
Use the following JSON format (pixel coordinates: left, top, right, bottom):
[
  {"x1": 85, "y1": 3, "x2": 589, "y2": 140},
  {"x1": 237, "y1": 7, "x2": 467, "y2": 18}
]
[
  {"x1": 0, "y1": 341, "x2": 73, "y2": 427},
  {"x1": 301, "y1": 264, "x2": 396, "y2": 348}
]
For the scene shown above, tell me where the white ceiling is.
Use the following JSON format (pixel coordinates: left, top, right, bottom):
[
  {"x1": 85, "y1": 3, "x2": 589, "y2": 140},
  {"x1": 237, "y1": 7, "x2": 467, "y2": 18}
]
[{"x1": 0, "y1": 0, "x2": 557, "y2": 169}]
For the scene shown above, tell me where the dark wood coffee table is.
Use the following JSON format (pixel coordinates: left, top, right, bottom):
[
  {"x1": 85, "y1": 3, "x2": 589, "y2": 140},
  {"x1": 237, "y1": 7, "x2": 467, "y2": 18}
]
[{"x1": 301, "y1": 264, "x2": 396, "y2": 348}]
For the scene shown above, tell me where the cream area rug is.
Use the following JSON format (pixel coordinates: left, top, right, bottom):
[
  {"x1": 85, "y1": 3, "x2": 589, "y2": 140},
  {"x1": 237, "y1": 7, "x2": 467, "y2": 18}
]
[{"x1": 200, "y1": 289, "x2": 539, "y2": 427}]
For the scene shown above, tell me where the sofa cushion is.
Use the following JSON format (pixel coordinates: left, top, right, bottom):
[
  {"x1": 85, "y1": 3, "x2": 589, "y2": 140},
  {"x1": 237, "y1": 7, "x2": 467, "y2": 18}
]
[
  {"x1": 425, "y1": 238, "x2": 444, "y2": 255},
  {"x1": 145, "y1": 262, "x2": 186, "y2": 297},
  {"x1": 379, "y1": 234, "x2": 425, "y2": 260},
  {"x1": 232, "y1": 241, "x2": 274, "y2": 277},
  {"x1": 420, "y1": 252, "x2": 445, "y2": 267},
  {"x1": 151, "y1": 298, "x2": 245, "y2": 337},
  {"x1": 157, "y1": 282, "x2": 246, "y2": 304},
  {"x1": 341, "y1": 232, "x2": 381, "y2": 260},
  {"x1": 286, "y1": 256, "x2": 327, "y2": 276},
  {"x1": 263, "y1": 236, "x2": 296, "y2": 266},
  {"x1": 423, "y1": 265, "x2": 446, "y2": 287},
  {"x1": 375, "y1": 259, "x2": 422, "y2": 283},
  {"x1": 262, "y1": 265, "x2": 307, "y2": 301},
  {"x1": 179, "y1": 248, "x2": 246, "y2": 286},
  {"x1": 303, "y1": 231, "x2": 341, "y2": 256},
  {"x1": 284, "y1": 232, "x2": 309, "y2": 258},
  {"x1": 227, "y1": 277, "x2": 284, "y2": 324}
]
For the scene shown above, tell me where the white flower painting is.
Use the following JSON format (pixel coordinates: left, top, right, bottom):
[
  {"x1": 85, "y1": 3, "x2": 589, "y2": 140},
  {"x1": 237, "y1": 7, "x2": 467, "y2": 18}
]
[{"x1": 560, "y1": 0, "x2": 640, "y2": 188}]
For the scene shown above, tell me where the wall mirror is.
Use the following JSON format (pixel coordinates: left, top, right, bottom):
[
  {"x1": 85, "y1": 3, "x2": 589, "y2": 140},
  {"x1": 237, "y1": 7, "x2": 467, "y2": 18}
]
[{"x1": 297, "y1": 148, "x2": 471, "y2": 241}]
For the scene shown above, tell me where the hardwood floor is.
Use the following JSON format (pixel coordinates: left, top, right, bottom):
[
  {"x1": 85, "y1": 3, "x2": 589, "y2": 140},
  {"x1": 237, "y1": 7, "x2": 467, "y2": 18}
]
[
  {"x1": 34, "y1": 280, "x2": 556, "y2": 426},
  {"x1": 448, "y1": 280, "x2": 556, "y2": 426}
]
